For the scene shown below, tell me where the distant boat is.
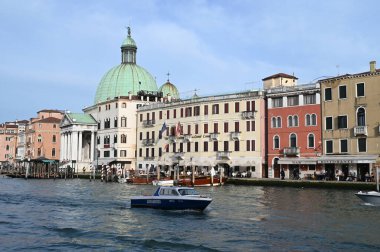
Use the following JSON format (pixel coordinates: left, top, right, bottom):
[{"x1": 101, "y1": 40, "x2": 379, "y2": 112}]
[
  {"x1": 130, "y1": 186, "x2": 212, "y2": 211},
  {"x1": 355, "y1": 167, "x2": 380, "y2": 205},
  {"x1": 176, "y1": 175, "x2": 227, "y2": 187}
]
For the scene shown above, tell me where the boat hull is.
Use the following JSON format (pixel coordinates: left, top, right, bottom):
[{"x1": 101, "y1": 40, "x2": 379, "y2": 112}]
[
  {"x1": 177, "y1": 176, "x2": 227, "y2": 187},
  {"x1": 355, "y1": 191, "x2": 380, "y2": 205},
  {"x1": 131, "y1": 196, "x2": 212, "y2": 211}
]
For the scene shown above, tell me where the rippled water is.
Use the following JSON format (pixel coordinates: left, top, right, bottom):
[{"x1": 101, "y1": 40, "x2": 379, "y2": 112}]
[{"x1": 1, "y1": 176, "x2": 379, "y2": 251}]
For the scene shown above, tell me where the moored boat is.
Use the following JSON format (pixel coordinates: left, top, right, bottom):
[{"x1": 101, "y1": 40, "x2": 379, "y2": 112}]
[
  {"x1": 355, "y1": 167, "x2": 380, "y2": 205},
  {"x1": 176, "y1": 175, "x2": 227, "y2": 187},
  {"x1": 152, "y1": 179, "x2": 174, "y2": 186},
  {"x1": 130, "y1": 186, "x2": 212, "y2": 211}
]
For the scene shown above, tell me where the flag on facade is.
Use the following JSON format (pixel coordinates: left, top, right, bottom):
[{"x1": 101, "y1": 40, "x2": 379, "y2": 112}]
[
  {"x1": 175, "y1": 121, "x2": 182, "y2": 136},
  {"x1": 159, "y1": 122, "x2": 167, "y2": 138}
]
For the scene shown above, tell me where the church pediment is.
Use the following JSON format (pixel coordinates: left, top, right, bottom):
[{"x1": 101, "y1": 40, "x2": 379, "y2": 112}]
[{"x1": 60, "y1": 115, "x2": 73, "y2": 128}]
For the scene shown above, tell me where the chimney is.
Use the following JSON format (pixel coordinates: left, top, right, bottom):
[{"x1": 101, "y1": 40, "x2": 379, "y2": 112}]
[{"x1": 370, "y1": 61, "x2": 376, "y2": 73}]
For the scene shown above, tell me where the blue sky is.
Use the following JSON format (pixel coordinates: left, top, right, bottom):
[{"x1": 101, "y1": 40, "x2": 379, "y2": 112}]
[{"x1": 1, "y1": 0, "x2": 379, "y2": 122}]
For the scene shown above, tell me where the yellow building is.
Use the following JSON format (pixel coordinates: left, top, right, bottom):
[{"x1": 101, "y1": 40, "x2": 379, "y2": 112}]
[
  {"x1": 136, "y1": 89, "x2": 266, "y2": 178},
  {"x1": 319, "y1": 61, "x2": 380, "y2": 181}
]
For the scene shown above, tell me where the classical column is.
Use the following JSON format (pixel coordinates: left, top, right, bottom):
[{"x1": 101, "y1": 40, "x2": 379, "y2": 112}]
[
  {"x1": 68, "y1": 132, "x2": 72, "y2": 160},
  {"x1": 90, "y1": 131, "x2": 95, "y2": 162},
  {"x1": 72, "y1": 131, "x2": 78, "y2": 161},
  {"x1": 60, "y1": 133, "x2": 64, "y2": 161},
  {"x1": 77, "y1": 131, "x2": 82, "y2": 162},
  {"x1": 63, "y1": 133, "x2": 67, "y2": 160}
]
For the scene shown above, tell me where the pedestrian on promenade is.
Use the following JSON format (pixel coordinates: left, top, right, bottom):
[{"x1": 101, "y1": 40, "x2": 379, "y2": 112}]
[{"x1": 280, "y1": 169, "x2": 285, "y2": 180}]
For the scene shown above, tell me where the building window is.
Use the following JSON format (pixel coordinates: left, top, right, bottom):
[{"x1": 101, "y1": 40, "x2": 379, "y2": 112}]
[
  {"x1": 98, "y1": 121, "x2": 101, "y2": 129},
  {"x1": 212, "y1": 104, "x2": 219, "y2": 114},
  {"x1": 139, "y1": 148, "x2": 142, "y2": 157},
  {"x1": 52, "y1": 148, "x2": 56, "y2": 157},
  {"x1": 325, "y1": 140, "x2": 333, "y2": 154},
  {"x1": 159, "y1": 111, "x2": 162, "y2": 120},
  {"x1": 272, "y1": 97, "x2": 283, "y2": 108},
  {"x1": 114, "y1": 117, "x2": 118, "y2": 127},
  {"x1": 308, "y1": 165, "x2": 316, "y2": 171},
  {"x1": 288, "y1": 115, "x2": 298, "y2": 127},
  {"x1": 273, "y1": 135, "x2": 280, "y2": 149},
  {"x1": 234, "y1": 140, "x2": 239, "y2": 151},
  {"x1": 304, "y1": 94, "x2": 316, "y2": 104},
  {"x1": 214, "y1": 122, "x2": 218, "y2": 133},
  {"x1": 308, "y1": 134, "x2": 315, "y2": 148},
  {"x1": 224, "y1": 103, "x2": 229, "y2": 113},
  {"x1": 324, "y1": 88, "x2": 332, "y2": 101},
  {"x1": 337, "y1": 115, "x2": 348, "y2": 129},
  {"x1": 356, "y1": 83, "x2": 365, "y2": 97},
  {"x1": 194, "y1": 106, "x2": 200, "y2": 116},
  {"x1": 358, "y1": 138, "x2": 366, "y2": 152},
  {"x1": 114, "y1": 134, "x2": 117, "y2": 143},
  {"x1": 224, "y1": 141, "x2": 229, "y2": 151},
  {"x1": 213, "y1": 141, "x2": 218, "y2": 151},
  {"x1": 167, "y1": 110, "x2": 170, "y2": 119},
  {"x1": 175, "y1": 109, "x2": 178, "y2": 118},
  {"x1": 204, "y1": 123, "x2": 208, "y2": 134},
  {"x1": 37, "y1": 148, "x2": 41, "y2": 156},
  {"x1": 158, "y1": 148, "x2": 162, "y2": 157},
  {"x1": 246, "y1": 140, "x2": 255, "y2": 151},
  {"x1": 357, "y1": 107, "x2": 366, "y2": 126},
  {"x1": 97, "y1": 136, "x2": 100, "y2": 145},
  {"x1": 187, "y1": 142, "x2": 191, "y2": 152},
  {"x1": 287, "y1": 95, "x2": 299, "y2": 106},
  {"x1": 339, "y1": 85, "x2": 347, "y2": 99},
  {"x1": 277, "y1": 117, "x2": 282, "y2": 128},
  {"x1": 6, "y1": 145, "x2": 10, "y2": 151},
  {"x1": 114, "y1": 149, "x2": 118, "y2": 158},
  {"x1": 122, "y1": 103, "x2": 126, "y2": 108},
  {"x1": 120, "y1": 150, "x2": 127, "y2": 157},
  {"x1": 204, "y1": 105, "x2": 208, "y2": 115},
  {"x1": 235, "y1": 102, "x2": 240, "y2": 112},
  {"x1": 139, "y1": 114, "x2": 143, "y2": 122},
  {"x1": 121, "y1": 117, "x2": 127, "y2": 127},
  {"x1": 121, "y1": 134, "x2": 127, "y2": 143},
  {"x1": 38, "y1": 134, "x2": 42, "y2": 142},
  {"x1": 104, "y1": 151, "x2": 110, "y2": 158},
  {"x1": 234, "y1": 122, "x2": 239, "y2": 132},
  {"x1": 340, "y1": 139, "x2": 348, "y2": 153},
  {"x1": 195, "y1": 142, "x2": 199, "y2": 152},
  {"x1": 104, "y1": 118, "x2": 111, "y2": 129},
  {"x1": 224, "y1": 122, "x2": 229, "y2": 133},
  {"x1": 204, "y1": 141, "x2": 208, "y2": 152},
  {"x1": 246, "y1": 140, "x2": 250, "y2": 151},
  {"x1": 290, "y1": 133, "x2": 297, "y2": 147},
  {"x1": 52, "y1": 135, "x2": 56, "y2": 143},
  {"x1": 325, "y1": 117, "x2": 333, "y2": 130},
  {"x1": 195, "y1": 124, "x2": 199, "y2": 134}
]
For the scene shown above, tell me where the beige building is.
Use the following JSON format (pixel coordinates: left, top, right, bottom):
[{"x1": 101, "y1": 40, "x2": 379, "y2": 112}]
[
  {"x1": 136, "y1": 90, "x2": 266, "y2": 178},
  {"x1": 0, "y1": 123, "x2": 18, "y2": 167},
  {"x1": 319, "y1": 61, "x2": 380, "y2": 181}
]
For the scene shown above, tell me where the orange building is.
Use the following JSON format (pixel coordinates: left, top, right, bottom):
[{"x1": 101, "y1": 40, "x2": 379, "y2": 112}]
[
  {"x1": 0, "y1": 123, "x2": 18, "y2": 168},
  {"x1": 25, "y1": 110, "x2": 63, "y2": 161}
]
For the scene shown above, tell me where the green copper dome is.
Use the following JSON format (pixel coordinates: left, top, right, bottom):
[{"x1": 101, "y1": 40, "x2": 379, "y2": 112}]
[
  {"x1": 159, "y1": 80, "x2": 180, "y2": 99},
  {"x1": 94, "y1": 27, "x2": 158, "y2": 104}
]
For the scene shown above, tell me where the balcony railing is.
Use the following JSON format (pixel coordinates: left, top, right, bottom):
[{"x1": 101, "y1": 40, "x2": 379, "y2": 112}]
[
  {"x1": 230, "y1": 132, "x2": 241, "y2": 140},
  {"x1": 354, "y1": 126, "x2": 368, "y2": 136},
  {"x1": 217, "y1": 151, "x2": 231, "y2": 160},
  {"x1": 143, "y1": 119, "x2": 156, "y2": 127},
  {"x1": 142, "y1": 139, "x2": 155, "y2": 146},
  {"x1": 210, "y1": 133, "x2": 219, "y2": 141},
  {"x1": 283, "y1": 147, "x2": 300, "y2": 156},
  {"x1": 242, "y1": 111, "x2": 256, "y2": 119}
]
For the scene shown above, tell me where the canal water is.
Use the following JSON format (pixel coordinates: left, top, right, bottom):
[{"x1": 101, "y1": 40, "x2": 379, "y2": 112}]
[{"x1": 0, "y1": 176, "x2": 379, "y2": 251}]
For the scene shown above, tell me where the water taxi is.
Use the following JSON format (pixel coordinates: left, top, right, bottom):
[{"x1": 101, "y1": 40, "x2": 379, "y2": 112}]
[{"x1": 130, "y1": 186, "x2": 212, "y2": 211}]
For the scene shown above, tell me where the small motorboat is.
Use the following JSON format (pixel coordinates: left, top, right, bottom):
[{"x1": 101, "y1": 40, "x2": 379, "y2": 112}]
[
  {"x1": 355, "y1": 191, "x2": 380, "y2": 205},
  {"x1": 355, "y1": 167, "x2": 380, "y2": 205},
  {"x1": 130, "y1": 186, "x2": 212, "y2": 211}
]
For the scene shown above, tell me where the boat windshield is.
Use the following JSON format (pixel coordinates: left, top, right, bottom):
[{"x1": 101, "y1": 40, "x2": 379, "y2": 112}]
[{"x1": 178, "y1": 189, "x2": 200, "y2": 196}]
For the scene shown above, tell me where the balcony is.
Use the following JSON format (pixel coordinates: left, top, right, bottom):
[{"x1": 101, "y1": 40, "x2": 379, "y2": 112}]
[
  {"x1": 210, "y1": 133, "x2": 219, "y2": 141},
  {"x1": 143, "y1": 119, "x2": 156, "y2": 127},
  {"x1": 104, "y1": 144, "x2": 110, "y2": 148},
  {"x1": 142, "y1": 139, "x2": 155, "y2": 146},
  {"x1": 183, "y1": 134, "x2": 192, "y2": 142},
  {"x1": 283, "y1": 147, "x2": 300, "y2": 156},
  {"x1": 144, "y1": 156, "x2": 155, "y2": 161},
  {"x1": 242, "y1": 111, "x2": 256, "y2": 119},
  {"x1": 230, "y1": 132, "x2": 241, "y2": 140},
  {"x1": 217, "y1": 151, "x2": 231, "y2": 160},
  {"x1": 354, "y1": 126, "x2": 368, "y2": 136}
]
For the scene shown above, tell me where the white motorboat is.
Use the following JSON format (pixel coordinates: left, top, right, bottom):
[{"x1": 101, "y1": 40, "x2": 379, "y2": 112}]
[
  {"x1": 355, "y1": 167, "x2": 380, "y2": 205},
  {"x1": 152, "y1": 179, "x2": 174, "y2": 186}
]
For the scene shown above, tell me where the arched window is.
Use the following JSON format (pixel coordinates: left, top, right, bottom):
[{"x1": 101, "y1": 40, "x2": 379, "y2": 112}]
[
  {"x1": 6, "y1": 145, "x2": 9, "y2": 151},
  {"x1": 121, "y1": 134, "x2": 127, "y2": 143},
  {"x1": 37, "y1": 134, "x2": 42, "y2": 143},
  {"x1": 293, "y1": 115, "x2": 298, "y2": 127},
  {"x1": 311, "y1": 114, "x2": 317, "y2": 126},
  {"x1": 357, "y1": 107, "x2": 365, "y2": 126},
  {"x1": 52, "y1": 135, "x2": 56, "y2": 143},
  {"x1": 277, "y1": 117, "x2": 282, "y2": 128},
  {"x1": 272, "y1": 117, "x2": 276, "y2": 128},
  {"x1": 308, "y1": 133, "x2": 315, "y2": 148},
  {"x1": 273, "y1": 135, "x2": 280, "y2": 149},
  {"x1": 290, "y1": 133, "x2": 297, "y2": 147},
  {"x1": 306, "y1": 114, "x2": 311, "y2": 126},
  {"x1": 288, "y1": 116, "x2": 293, "y2": 127}
]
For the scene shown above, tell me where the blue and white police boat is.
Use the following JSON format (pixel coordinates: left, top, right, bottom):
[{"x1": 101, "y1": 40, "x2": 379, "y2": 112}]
[{"x1": 130, "y1": 186, "x2": 212, "y2": 211}]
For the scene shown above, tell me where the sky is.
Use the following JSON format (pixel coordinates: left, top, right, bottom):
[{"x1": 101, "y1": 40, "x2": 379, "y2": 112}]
[{"x1": 1, "y1": 0, "x2": 379, "y2": 122}]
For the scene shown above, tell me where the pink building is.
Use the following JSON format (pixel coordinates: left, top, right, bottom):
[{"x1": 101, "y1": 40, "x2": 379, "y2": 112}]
[
  {"x1": 25, "y1": 110, "x2": 63, "y2": 161},
  {"x1": 0, "y1": 123, "x2": 18, "y2": 167}
]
